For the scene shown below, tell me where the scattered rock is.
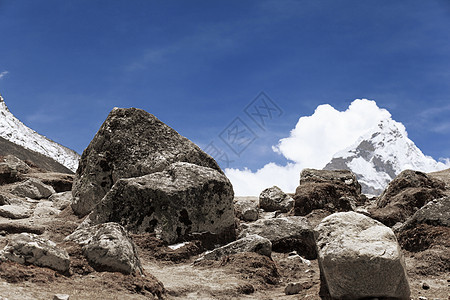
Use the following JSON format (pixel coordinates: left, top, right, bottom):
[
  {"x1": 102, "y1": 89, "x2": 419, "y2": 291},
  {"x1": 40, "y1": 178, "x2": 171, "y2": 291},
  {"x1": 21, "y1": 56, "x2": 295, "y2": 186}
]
[
  {"x1": 81, "y1": 162, "x2": 235, "y2": 244},
  {"x1": 285, "y1": 282, "x2": 303, "y2": 295},
  {"x1": 53, "y1": 294, "x2": 69, "y2": 300},
  {"x1": 0, "y1": 155, "x2": 30, "y2": 185},
  {"x1": 238, "y1": 216, "x2": 316, "y2": 259},
  {"x1": 33, "y1": 201, "x2": 61, "y2": 218},
  {"x1": 26, "y1": 172, "x2": 74, "y2": 193},
  {"x1": 259, "y1": 186, "x2": 294, "y2": 212},
  {"x1": 293, "y1": 169, "x2": 364, "y2": 216},
  {"x1": 65, "y1": 222, "x2": 142, "y2": 275},
  {"x1": 198, "y1": 234, "x2": 272, "y2": 261},
  {"x1": 10, "y1": 178, "x2": 55, "y2": 199},
  {"x1": 234, "y1": 196, "x2": 259, "y2": 221},
  {"x1": 0, "y1": 192, "x2": 24, "y2": 206},
  {"x1": 48, "y1": 191, "x2": 72, "y2": 210},
  {"x1": 372, "y1": 170, "x2": 446, "y2": 226},
  {"x1": 397, "y1": 197, "x2": 450, "y2": 252},
  {"x1": 0, "y1": 222, "x2": 45, "y2": 235},
  {"x1": 72, "y1": 107, "x2": 222, "y2": 216},
  {"x1": 422, "y1": 282, "x2": 430, "y2": 290},
  {"x1": 0, "y1": 233, "x2": 70, "y2": 273},
  {"x1": 315, "y1": 211, "x2": 410, "y2": 300},
  {"x1": 0, "y1": 205, "x2": 32, "y2": 219}
]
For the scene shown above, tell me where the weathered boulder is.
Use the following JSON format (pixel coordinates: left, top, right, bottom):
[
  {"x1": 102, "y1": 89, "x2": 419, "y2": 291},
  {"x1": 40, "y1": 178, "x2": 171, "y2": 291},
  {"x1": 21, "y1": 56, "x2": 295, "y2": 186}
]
[
  {"x1": 198, "y1": 234, "x2": 272, "y2": 261},
  {"x1": 48, "y1": 191, "x2": 72, "y2": 210},
  {"x1": 0, "y1": 205, "x2": 32, "y2": 219},
  {"x1": 0, "y1": 192, "x2": 24, "y2": 206},
  {"x1": 10, "y1": 178, "x2": 55, "y2": 199},
  {"x1": 26, "y1": 172, "x2": 74, "y2": 193},
  {"x1": 397, "y1": 196, "x2": 450, "y2": 252},
  {"x1": 65, "y1": 222, "x2": 142, "y2": 275},
  {"x1": 33, "y1": 201, "x2": 61, "y2": 218},
  {"x1": 0, "y1": 233, "x2": 70, "y2": 273},
  {"x1": 0, "y1": 155, "x2": 30, "y2": 184},
  {"x1": 315, "y1": 212, "x2": 410, "y2": 300},
  {"x1": 81, "y1": 162, "x2": 235, "y2": 244},
  {"x1": 371, "y1": 170, "x2": 446, "y2": 226},
  {"x1": 238, "y1": 217, "x2": 316, "y2": 259},
  {"x1": 259, "y1": 186, "x2": 294, "y2": 212},
  {"x1": 72, "y1": 107, "x2": 222, "y2": 216},
  {"x1": 234, "y1": 196, "x2": 259, "y2": 221},
  {"x1": 293, "y1": 169, "x2": 363, "y2": 216}
]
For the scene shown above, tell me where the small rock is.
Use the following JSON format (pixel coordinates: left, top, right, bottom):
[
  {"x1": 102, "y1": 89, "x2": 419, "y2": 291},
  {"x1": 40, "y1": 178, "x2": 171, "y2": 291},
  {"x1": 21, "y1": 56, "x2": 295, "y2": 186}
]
[
  {"x1": 0, "y1": 205, "x2": 32, "y2": 219},
  {"x1": 285, "y1": 282, "x2": 303, "y2": 295},
  {"x1": 234, "y1": 197, "x2": 259, "y2": 221},
  {"x1": 48, "y1": 191, "x2": 72, "y2": 210},
  {"x1": 198, "y1": 234, "x2": 272, "y2": 261},
  {"x1": 421, "y1": 282, "x2": 430, "y2": 290},
  {"x1": 33, "y1": 201, "x2": 61, "y2": 218},
  {"x1": 259, "y1": 186, "x2": 294, "y2": 212},
  {"x1": 0, "y1": 233, "x2": 70, "y2": 273},
  {"x1": 53, "y1": 295, "x2": 70, "y2": 300},
  {"x1": 10, "y1": 178, "x2": 55, "y2": 199},
  {"x1": 418, "y1": 297, "x2": 428, "y2": 300},
  {"x1": 65, "y1": 222, "x2": 142, "y2": 275}
]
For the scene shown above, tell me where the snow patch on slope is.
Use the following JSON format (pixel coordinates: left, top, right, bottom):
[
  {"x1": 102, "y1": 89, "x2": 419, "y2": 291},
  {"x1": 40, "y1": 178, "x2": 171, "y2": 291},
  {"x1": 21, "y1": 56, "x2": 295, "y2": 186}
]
[{"x1": 0, "y1": 94, "x2": 80, "y2": 171}]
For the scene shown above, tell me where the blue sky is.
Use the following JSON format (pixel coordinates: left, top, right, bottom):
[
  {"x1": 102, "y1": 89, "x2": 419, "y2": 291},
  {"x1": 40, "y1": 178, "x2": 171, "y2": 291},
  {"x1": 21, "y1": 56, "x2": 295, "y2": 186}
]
[{"x1": 0, "y1": 0, "x2": 449, "y2": 172}]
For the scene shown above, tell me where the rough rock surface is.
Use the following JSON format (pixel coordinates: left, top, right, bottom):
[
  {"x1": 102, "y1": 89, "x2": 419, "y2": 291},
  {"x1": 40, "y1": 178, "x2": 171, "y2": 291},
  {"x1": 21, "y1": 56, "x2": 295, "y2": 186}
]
[
  {"x1": 26, "y1": 172, "x2": 74, "y2": 193},
  {"x1": 259, "y1": 186, "x2": 294, "y2": 212},
  {"x1": 0, "y1": 155, "x2": 30, "y2": 184},
  {"x1": 234, "y1": 196, "x2": 259, "y2": 221},
  {"x1": 10, "y1": 178, "x2": 55, "y2": 199},
  {"x1": 397, "y1": 196, "x2": 450, "y2": 252},
  {"x1": 0, "y1": 233, "x2": 70, "y2": 273},
  {"x1": 48, "y1": 191, "x2": 72, "y2": 210},
  {"x1": 65, "y1": 222, "x2": 142, "y2": 275},
  {"x1": 238, "y1": 217, "x2": 316, "y2": 259},
  {"x1": 0, "y1": 205, "x2": 32, "y2": 219},
  {"x1": 293, "y1": 169, "x2": 364, "y2": 216},
  {"x1": 198, "y1": 234, "x2": 272, "y2": 261},
  {"x1": 72, "y1": 107, "x2": 222, "y2": 216},
  {"x1": 371, "y1": 170, "x2": 446, "y2": 226},
  {"x1": 315, "y1": 212, "x2": 410, "y2": 300},
  {"x1": 81, "y1": 162, "x2": 235, "y2": 244}
]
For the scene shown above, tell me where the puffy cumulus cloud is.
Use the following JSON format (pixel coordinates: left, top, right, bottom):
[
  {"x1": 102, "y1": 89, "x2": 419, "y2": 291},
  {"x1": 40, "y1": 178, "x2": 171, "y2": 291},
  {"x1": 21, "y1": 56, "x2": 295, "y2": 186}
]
[{"x1": 225, "y1": 99, "x2": 393, "y2": 196}]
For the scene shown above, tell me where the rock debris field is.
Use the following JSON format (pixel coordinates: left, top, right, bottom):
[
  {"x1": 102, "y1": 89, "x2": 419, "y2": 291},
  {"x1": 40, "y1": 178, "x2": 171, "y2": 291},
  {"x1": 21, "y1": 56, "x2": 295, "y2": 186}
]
[{"x1": 0, "y1": 107, "x2": 448, "y2": 300}]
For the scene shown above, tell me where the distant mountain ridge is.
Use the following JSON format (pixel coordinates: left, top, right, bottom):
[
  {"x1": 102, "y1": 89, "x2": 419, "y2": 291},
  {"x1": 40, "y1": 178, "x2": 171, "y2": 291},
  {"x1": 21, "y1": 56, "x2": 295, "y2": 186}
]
[
  {"x1": 324, "y1": 118, "x2": 448, "y2": 195},
  {"x1": 0, "y1": 94, "x2": 80, "y2": 172}
]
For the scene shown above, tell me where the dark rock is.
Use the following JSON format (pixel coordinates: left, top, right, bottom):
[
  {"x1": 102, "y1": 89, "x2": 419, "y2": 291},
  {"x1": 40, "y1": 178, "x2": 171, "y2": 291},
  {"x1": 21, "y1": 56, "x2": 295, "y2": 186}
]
[
  {"x1": 293, "y1": 169, "x2": 364, "y2": 216},
  {"x1": 238, "y1": 216, "x2": 316, "y2": 259},
  {"x1": 81, "y1": 162, "x2": 235, "y2": 244},
  {"x1": 371, "y1": 170, "x2": 446, "y2": 226},
  {"x1": 72, "y1": 107, "x2": 222, "y2": 217},
  {"x1": 259, "y1": 186, "x2": 294, "y2": 212},
  {"x1": 0, "y1": 155, "x2": 30, "y2": 185},
  {"x1": 26, "y1": 172, "x2": 74, "y2": 193}
]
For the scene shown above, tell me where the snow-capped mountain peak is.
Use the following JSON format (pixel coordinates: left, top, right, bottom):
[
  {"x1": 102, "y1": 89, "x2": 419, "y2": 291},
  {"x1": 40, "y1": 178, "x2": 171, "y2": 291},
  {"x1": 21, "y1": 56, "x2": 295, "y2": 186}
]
[
  {"x1": 0, "y1": 94, "x2": 80, "y2": 172},
  {"x1": 324, "y1": 117, "x2": 448, "y2": 195}
]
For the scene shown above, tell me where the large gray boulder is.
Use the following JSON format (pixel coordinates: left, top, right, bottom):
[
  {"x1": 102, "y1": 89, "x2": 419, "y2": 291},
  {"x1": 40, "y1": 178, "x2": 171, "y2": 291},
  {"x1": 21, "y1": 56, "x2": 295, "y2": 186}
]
[
  {"x1": 198, "y1": 234, "x2": 272, "y2": 261},
  {"x1": 238, "y1": 216, "x2": 316, "y2": 259},
  {"x1": 65, "y1": 222, "x2": 142, "y2": 275},
  {"x1": 259, "y1": 186, "x2": 294, "y2": 213},
  {"x1": 10, "y1": 178, "x2": 55, "y2": 199},
  {"x1": 0, "y1": 204, "x2": 32, "y2": 219},
  {"x1": 315, "y1": 212, "x2": 410, "y2": 300},
  {"x1": 293, "y1": 169, "x2": 364, "y2": 216},
  {"x1": 0, "y1": 233, "x2": 70, "y2": 273},
  {"x1": 72, "y1": 107, "x2": 222, "y2": 216},
  {"x1": 81, "y1": 162, "x2": 235, "y2": 244},
  {"x1": 0, "y1": 155, "x2": 30, "y2": 184}
]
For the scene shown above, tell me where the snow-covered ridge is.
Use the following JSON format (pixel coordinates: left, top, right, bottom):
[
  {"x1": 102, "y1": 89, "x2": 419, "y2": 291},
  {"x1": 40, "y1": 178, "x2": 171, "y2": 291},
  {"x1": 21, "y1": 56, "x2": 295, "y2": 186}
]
[
  {"x1": 0, "y1": 94, "x2": 80, "y2": 172},
  {"x1": 324, "y1": 117, "x2": 448, "y2": 195}
]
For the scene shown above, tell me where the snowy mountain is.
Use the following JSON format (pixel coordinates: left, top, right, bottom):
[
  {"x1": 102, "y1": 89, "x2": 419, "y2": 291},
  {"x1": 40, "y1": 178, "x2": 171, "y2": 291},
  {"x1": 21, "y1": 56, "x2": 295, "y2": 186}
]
[
  {"x1": 324, "y1": 118, "x2": 449, "y2": 195},
  {"x1": 0, "y1": 94, "x2": 80, "y2": 172}
]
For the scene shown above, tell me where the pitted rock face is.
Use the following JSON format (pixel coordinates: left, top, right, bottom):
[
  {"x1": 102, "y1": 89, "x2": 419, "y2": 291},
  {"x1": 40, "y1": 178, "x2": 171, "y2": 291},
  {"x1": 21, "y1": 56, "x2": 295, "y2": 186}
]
[
  {"x1": 72, "y1": 107, "x2": 222, "y2": 216},
  {"x1": 81, "y1": 162, "x2": 235, "y2": 244}
]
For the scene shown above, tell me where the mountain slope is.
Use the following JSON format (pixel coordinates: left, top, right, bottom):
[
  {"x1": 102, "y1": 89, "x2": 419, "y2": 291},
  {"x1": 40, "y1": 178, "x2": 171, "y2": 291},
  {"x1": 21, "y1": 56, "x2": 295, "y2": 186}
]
[
  {"x1": 324, "y1": 118, "x2": 448, "y2": 195},
  {"x1": 0, "y1": 94, "x2": 80, "y2": 172}
]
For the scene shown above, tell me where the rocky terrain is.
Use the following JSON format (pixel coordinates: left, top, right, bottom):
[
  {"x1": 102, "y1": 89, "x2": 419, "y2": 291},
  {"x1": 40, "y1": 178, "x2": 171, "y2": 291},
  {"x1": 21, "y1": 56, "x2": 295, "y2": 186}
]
[{"x1": 0, "y1": 106, "x2": 448, "y2": 300}]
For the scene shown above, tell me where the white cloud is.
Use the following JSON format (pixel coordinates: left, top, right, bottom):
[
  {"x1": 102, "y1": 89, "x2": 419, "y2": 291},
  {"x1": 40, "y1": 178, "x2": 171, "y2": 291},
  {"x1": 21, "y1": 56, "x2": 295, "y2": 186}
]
[
  {"x1": 0, "y1": 71, "x2": 9, "y2": 79},
  {"x1": 225, "y1": 99, "x2": 393, "y2": 196}
]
